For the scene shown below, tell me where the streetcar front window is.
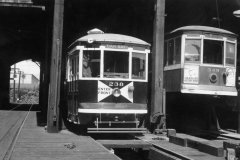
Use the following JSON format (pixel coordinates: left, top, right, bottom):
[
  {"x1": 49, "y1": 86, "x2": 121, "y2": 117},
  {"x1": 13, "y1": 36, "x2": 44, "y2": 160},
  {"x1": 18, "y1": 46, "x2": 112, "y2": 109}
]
[
  {"x1": 184, "y1": 39, "x2": 201, "y2": 63},
  {"x1": 82, "y1": 50, "x2": 100, "y2": 77},
  {"x1": 203, "y1": 40, "x2": 223, "y2": 65},
  {"x1": 132, "y1": 52, "x2": 146, "y2": 79},
  {"x1": 225, "y1": 42, "x2": 235, "y2": 66},
  {"x1": 104, "y1": 51, "x2": 129, "y2": 78}
]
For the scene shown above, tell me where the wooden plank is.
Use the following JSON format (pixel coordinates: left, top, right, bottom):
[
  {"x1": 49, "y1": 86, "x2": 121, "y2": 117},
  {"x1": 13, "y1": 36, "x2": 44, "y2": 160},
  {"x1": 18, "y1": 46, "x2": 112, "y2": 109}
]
[
  {"x1": 223, "y1": 140, "x2": 240, "y2": 150},
  {"x1": 10, "y1": 154, "x2": 119, "y2": 160},
  {"x1": 169, "y1": 134, "x2": 224, "y2": 157},
  {"x1": 0, "y1": 111, "x2": 27, "y2": 160},
  {"x1": 97, "y1": 140, "x2": 152, "y2": 149},
  {"x1": 9, "y1": 111, "x2": 121, "y2": 160},
  {"x1": 197, "y1": 142, "x2": 224, "y2": 157},
  {"x1": 151, "y1": 140, "x2": 225, "y2": 160},
  {"x1": 148, "y1": 147, "x2": 181, "y2": 160},
  {"x1": 169, "y1": 135, "x2": 188, "y2": 147}
]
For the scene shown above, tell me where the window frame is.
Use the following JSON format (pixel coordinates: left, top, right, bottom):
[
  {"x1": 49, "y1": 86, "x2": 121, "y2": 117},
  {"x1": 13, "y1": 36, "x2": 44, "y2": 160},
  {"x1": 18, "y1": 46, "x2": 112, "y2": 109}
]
[
  {"x1": 225, "y1": 41, "x2": 236, "y2": 67},
  {"x1": 69, "y1": 45, "x2": 149, "y2": 82},
  {"x1": 182, "y1": 34, "x2": 237, "y2": 68}
]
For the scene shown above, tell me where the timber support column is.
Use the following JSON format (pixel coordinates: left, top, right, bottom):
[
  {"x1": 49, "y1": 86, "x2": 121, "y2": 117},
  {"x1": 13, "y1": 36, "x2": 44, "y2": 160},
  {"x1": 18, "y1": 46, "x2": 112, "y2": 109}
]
[
  {"x1": 150, "y1": 0, "x2": 166, "y2": 132},
  {"x1": 47, "y1": 0, "x2": 64, "y2": 133}
]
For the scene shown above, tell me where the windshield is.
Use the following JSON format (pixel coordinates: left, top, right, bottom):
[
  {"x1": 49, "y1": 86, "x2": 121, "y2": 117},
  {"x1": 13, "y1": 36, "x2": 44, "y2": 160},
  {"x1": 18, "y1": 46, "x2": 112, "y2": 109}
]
[
  {"x1": 203, "y1": 39, "x2": 223, "y2": 65},
  {"x1": 104, "y1": 51, "x2": 129, "y2": 78},
  {"x1": 184, "y1": 39, "x2": 201, "y2": 63}
]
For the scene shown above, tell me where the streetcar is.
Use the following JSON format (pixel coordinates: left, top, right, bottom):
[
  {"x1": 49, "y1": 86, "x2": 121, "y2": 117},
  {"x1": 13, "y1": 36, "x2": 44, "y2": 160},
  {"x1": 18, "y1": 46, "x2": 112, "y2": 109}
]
[
  {"x1": 164, "y1": 26, "x2": 238, "y2": 96},
  {"x1": 66, "y1": 28, "x2": 150, "y2": 133}
]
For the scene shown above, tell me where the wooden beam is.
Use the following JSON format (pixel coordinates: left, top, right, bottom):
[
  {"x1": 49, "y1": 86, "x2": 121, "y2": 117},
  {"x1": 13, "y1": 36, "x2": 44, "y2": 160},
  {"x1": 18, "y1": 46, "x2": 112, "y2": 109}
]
[
  {"x1": 47, "y1": 0, "x2": 64, "y2": 133},
  {"x1": 150, "y1": 0, "x2": 166, "y2": 129},
  {"x1": 97, "y1": 140, "x2": 152, "y2": 149}
]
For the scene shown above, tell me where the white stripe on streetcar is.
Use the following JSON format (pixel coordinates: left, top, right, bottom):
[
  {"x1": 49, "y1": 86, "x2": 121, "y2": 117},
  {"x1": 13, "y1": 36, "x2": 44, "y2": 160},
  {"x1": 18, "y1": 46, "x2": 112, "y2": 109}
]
[{"x1": 78, "y1": 109, "x2": 147, "y2": 114}]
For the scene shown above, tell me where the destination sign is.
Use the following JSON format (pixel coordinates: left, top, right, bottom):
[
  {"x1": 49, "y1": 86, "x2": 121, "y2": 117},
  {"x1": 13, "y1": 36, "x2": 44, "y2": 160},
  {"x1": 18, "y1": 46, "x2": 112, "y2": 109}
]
[{"x1": 104, "y1": 44, "x2": 128, "y2": 49}]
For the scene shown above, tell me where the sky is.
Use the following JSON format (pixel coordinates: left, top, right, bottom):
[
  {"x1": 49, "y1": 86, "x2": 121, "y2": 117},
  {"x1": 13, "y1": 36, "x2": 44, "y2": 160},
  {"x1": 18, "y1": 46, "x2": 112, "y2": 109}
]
[{"x1": 11, "y1": 60, "x2": 40, "y2": 79}]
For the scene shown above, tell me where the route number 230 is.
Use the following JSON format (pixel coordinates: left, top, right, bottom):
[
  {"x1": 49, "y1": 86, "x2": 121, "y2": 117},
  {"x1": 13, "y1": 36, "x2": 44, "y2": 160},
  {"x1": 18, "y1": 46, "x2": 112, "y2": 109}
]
[{"x1": 109, "y1": 82, "x2": 124, "y2": 87}]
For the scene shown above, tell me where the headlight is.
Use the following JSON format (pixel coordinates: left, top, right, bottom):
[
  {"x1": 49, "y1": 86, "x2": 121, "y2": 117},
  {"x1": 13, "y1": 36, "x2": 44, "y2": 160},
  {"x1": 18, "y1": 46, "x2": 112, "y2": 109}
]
[
  {"x1": 112, "y1": 88, "x2": 121, "y2": 97},
  {"x1": 209, "y1": 73, "x2": 217, "y2": 83}
]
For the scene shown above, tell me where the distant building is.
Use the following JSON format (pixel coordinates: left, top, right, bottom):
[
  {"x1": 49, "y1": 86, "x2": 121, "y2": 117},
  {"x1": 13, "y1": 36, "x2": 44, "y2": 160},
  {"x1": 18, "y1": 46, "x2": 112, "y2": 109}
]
[{"x1": 10, "y1": 72, "x2": 39, "y2": 90}]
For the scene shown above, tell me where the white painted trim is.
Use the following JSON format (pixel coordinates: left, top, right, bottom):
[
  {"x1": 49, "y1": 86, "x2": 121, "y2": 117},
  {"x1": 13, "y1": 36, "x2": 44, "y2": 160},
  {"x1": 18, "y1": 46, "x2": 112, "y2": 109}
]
[
  {"x1": 181, "y1": 89, "x2": 237, "y2": 96},
  {"x1": 67, "y1": 58, "x2": 70, "y2": 81},
  {"x1": 78, "y1": 108, "x2": 148, "y2": 114},
  {"x1": 181, "y1": 35, "x2": 185, "y2": 68},
  {"x1": 199, "y1": 64, "x2": 225, "y2": 68},
  {"x1": 78, "y1": 78, "x2": 147, "y2": 82},
  {"x1": 79, "y1": 49, "x2": 83, "y2": 79},
  {"x1": 203, "y1": 36, "x2": 224, "y2": 41},
  {"x1": 129, "y1": 48, "x2": 133, "y2": 79},
  {"x1": 235, "y1": 41, "x2": 237, "y2": 68},
  {"x1": 223, "y1": 38, "x2": 226, "y2": 67},
  {"x1": 103, "y1": 47, "x2": 129, "y2": 52},
  {"x1": 145, "y1": 52, "x2": 148, "y2": 82},
  {"x1": 68, "y1": 46, "x2": 80, "y2": 55},
  {"x1": 82, "y1": 48, "x2": 101, "y2": 50},
  {"x1": 100, "y1": 46, "x2": 104, "y2": 78},
  {"x1": 145, "y1": 49, "x2": 150, "y2": 54},
  {"x1": 200, "y1": 35, "x2": 204, "y2": 64},
  {"x1": 164, "y1": 64, "x2": 181, "y2": 71}
]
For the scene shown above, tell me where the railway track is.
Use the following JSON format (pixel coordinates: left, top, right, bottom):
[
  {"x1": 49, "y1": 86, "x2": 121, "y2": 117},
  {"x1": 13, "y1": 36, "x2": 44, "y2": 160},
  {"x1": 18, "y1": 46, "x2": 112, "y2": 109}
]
[
  {"x1": 2, "y1": 103, "x2": 240, "y2": 160},
  {"x1": 0, "y1": 104, "x2": 33, "y2": 160}
]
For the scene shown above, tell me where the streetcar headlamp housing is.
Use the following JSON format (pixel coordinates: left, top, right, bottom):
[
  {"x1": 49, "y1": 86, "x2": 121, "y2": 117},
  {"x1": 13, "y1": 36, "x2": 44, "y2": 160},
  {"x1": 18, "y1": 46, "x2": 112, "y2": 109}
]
[
  {"x1": 112, "y1": 88, "x2": 121, "y2": 97},
  {"x1": 209, "y1": 73, "x2": 218, "y2": 83}
]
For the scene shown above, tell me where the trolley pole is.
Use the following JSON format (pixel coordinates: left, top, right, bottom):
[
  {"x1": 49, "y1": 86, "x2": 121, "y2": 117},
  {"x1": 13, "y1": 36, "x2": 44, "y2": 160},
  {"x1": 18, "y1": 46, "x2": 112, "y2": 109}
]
[
  {"x1": 151, "y1": 0, "x2": 166, "y2": 132},
  {"x1": 47, "y1": 0, "x2": 64, "y2": 133}
]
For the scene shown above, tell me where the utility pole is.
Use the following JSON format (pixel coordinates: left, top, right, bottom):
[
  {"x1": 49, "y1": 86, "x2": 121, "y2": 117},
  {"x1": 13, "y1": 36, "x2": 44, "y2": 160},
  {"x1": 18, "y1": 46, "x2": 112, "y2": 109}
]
[
  {"x1": 47, "y1": 0, "x2": 64, "y2": 133},
  {"x1": 18, "y1": 71, "x2": 22, "y2": 101},
  {"x1": 13, "y1": 64, "x2": 16, "y2": 102},
  {"x1": 151, "y1": 0, "x2": 166, "y2": 132}
]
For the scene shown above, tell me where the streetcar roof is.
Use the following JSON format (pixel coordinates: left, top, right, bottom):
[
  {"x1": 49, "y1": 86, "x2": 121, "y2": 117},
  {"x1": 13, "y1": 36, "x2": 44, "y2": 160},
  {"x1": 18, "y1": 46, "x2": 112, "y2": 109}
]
[
  {"x1": 170, "y1": 25, "x2": 237, "y2": 36},
  {"x1": 75, "y1": 33, "x2": 150, "y2": 46}
]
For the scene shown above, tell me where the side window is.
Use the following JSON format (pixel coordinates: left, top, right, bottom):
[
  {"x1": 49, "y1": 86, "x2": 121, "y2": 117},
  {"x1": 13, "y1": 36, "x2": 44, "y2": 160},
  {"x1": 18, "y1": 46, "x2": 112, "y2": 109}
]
[
  {"x1": 69, "y1": 56, "x2": 73, "y2": 80},
  {"x1": 175, "y1": 37, "x2": 181, "y2": 64},
  {"x1": 184, "y1": 39, "x2": 201, "y2": 63},
  {"x1": 226, "y1": 42, "x2": 235, "y2": 66},
  {"x1": 132, "y1": 52, "x2": 146, "y2": 80},
  {"x1": 82, "y1": 50, "x2": 100, "y2": 78},
  {"x1": 164, "y1": 41, "x2": 167, "y2": 66},
  {"x1": 167, "y1": 39, "x2": 174, "y2": 65}
]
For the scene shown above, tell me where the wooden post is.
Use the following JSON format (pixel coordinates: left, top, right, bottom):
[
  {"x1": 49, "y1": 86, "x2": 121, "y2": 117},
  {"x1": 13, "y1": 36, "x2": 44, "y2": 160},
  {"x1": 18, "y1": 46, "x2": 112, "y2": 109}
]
[
  {"x1": 47, "y1": 0, "x2": 64, "y2": 133},
  {"x1": 151, "y1": 0, "x2": 166, "y2": 130}
]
